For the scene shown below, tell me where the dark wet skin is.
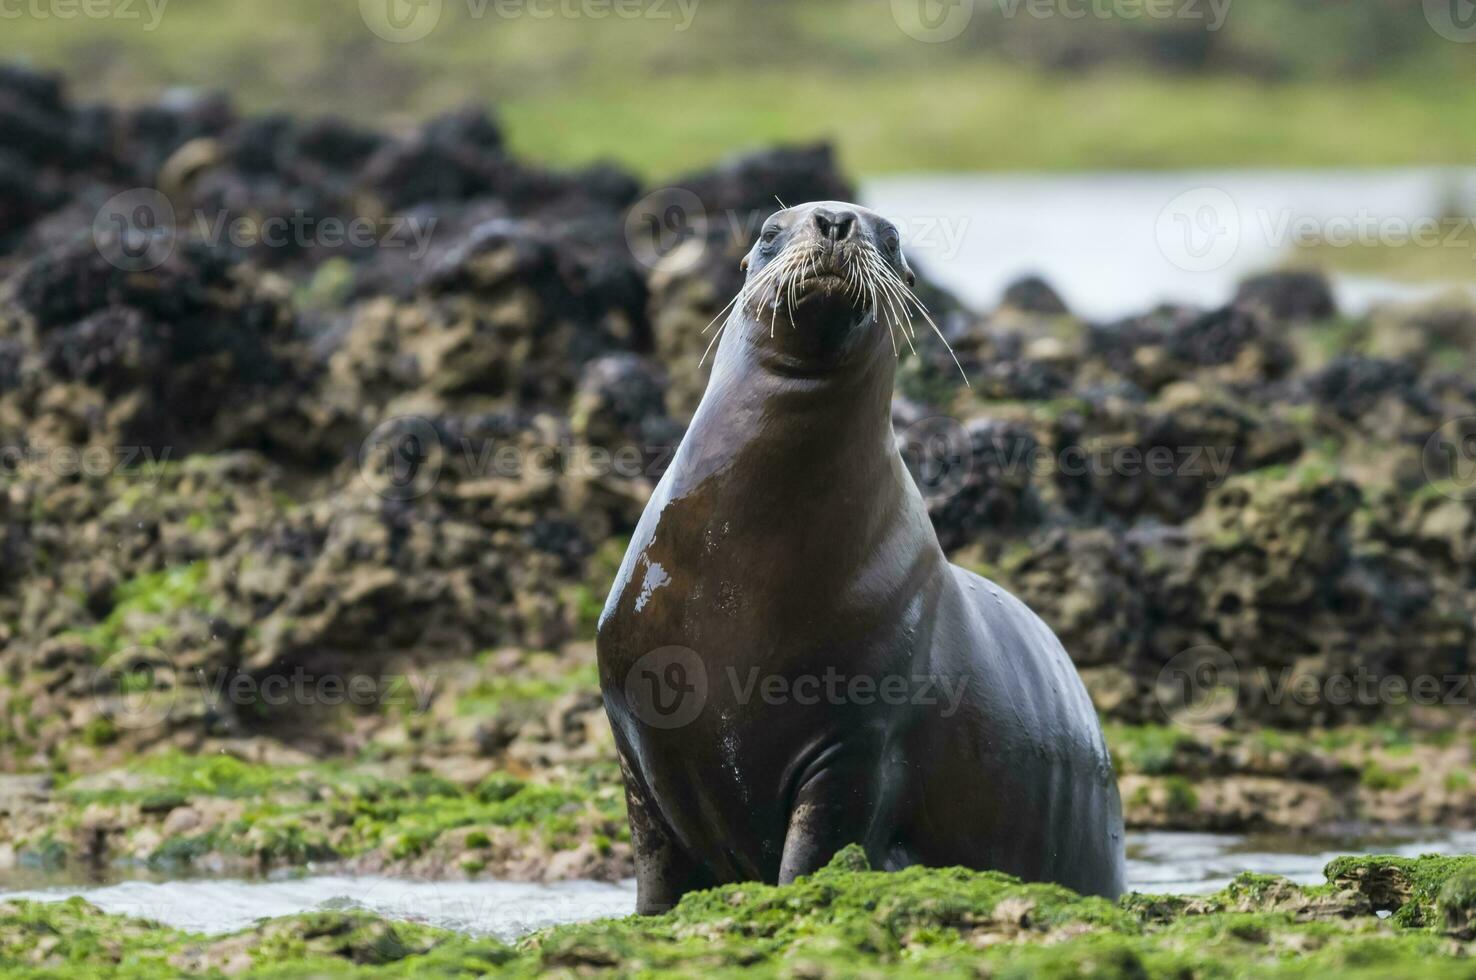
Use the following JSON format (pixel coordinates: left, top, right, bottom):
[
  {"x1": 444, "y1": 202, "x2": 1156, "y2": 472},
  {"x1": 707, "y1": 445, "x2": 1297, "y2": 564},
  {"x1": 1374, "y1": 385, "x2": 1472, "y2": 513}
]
[{"x1": 597, "y1": 202, "x2": 1125, "y2": 913}]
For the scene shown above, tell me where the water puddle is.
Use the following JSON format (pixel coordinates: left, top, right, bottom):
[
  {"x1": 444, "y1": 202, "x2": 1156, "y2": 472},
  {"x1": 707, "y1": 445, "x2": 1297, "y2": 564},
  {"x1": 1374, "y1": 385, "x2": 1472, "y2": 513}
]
[
  {"x1": 1125, "y1": 828, "x2": 1476, "y2": 895},
  {"x1": 0, "y1": 873, "x2": 636, "y2": 940},
  {"x1": 863, "y1": 169, "x2": 1476, "y2": 320}
]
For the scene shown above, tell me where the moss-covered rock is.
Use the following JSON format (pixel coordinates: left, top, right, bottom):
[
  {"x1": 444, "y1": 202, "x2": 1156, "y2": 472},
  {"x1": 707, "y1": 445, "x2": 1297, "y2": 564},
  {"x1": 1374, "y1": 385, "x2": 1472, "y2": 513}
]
[
  {"x1": 1108, "y1": 723, "x2": 1476, "y2": 833},
  {"x1": 1, "y1": 751, "x2": 631, "y2": 882},
  {"x1": 1324, "y1": 854, "x2": 1476, "y2": 930},
  {"x1": 4, "y1": 848, "x2": 1476, "y2": 978},
  {"x1": 1438, "y1": 870, "x2": 1476, "y2": 940},
  {"x1": 6, "y1": 722, "x2": 1473, "y2": 878}
]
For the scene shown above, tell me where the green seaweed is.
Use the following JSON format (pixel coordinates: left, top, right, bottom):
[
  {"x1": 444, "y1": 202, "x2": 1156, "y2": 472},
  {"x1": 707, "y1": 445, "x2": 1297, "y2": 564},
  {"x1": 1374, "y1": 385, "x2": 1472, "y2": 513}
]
[
  {"x1": 70, "y1": 563, "x2": 217, "y2": 659},
  {"x1": 50, "y1": 751, "x2": 626, "y2": 872},
  {"x1": 4, "y1": 848, "x2": 1476, "y2": 978}
]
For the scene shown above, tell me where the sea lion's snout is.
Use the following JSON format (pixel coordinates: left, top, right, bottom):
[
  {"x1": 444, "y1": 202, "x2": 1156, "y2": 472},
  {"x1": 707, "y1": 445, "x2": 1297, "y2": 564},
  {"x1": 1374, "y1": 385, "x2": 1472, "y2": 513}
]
[
  {"x1": 741, "y1": 201, "x2": 905, "y2": 313},
  {"x1": 717, "y1": 200, "x2": 961, "y2": 378},
  {"x1": 811, "y1": 206, "x2": 858, "y2": 243}
]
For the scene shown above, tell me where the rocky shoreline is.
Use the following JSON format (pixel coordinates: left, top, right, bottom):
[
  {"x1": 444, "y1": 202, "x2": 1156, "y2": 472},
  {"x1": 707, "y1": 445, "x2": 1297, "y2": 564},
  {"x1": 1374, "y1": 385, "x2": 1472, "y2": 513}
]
[
  {"x1": 3, "y1": 62, "x2": 1474, "y2": 744},
  {"x1": 1, "y1": 62, "x2": 1476, "y2": 976},
  {"x1": 2, "y1": 716, "x2": 1474, "y2": 883}
]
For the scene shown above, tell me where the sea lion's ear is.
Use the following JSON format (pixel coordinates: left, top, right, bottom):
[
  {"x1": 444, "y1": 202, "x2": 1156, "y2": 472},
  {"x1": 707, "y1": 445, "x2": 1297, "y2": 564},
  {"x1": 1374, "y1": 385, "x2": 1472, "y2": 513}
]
[{"x1": 739, "y1": 255, "x2": 750, "y2": 273}]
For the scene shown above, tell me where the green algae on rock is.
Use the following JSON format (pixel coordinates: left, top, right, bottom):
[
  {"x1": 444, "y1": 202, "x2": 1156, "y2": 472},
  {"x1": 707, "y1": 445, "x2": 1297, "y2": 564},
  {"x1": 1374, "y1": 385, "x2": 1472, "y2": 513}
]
[
  {"x1": 1106, "y1": 723, "x2": 1476, "y2": 833},
  {"x1": 6, "y1": 721, "x2": 1475, "y2": 882},
  {"x1": 4, "y1": 848, "x2": 1476, "y2": 978},
  {"x1": 3, "y1": 752, "x2": 631, "y2": 883}
]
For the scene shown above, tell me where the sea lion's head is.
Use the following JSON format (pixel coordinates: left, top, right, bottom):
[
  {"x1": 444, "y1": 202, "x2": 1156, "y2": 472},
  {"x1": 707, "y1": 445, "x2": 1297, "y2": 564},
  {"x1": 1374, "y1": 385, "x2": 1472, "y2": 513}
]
[{"x1": 731, "y1": 201, "x2": 919, "y2": 371}]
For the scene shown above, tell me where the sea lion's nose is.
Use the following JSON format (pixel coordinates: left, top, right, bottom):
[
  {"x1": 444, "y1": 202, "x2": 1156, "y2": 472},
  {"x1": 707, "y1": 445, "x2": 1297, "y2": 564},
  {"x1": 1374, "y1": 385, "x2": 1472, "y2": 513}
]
[{"x1": 812, "y1": 207, "x2": 856, "y2": 242}]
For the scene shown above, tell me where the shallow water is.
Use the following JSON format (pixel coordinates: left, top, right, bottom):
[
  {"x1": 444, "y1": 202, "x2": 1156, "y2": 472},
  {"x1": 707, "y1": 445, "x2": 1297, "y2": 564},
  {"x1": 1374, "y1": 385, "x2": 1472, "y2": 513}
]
[
  {"x1": 4, "y1": 829, "x2": 1474, "y2": 938},
  {"x1": 0, "y1": 873, "x2": 636, "y2": 940},
  {"x1": 862, "y1": 169, "x2": 1476, "y2": 320},
  {"x1": 1126, "y1": 828, "x2": 1476, "y2": 895}
]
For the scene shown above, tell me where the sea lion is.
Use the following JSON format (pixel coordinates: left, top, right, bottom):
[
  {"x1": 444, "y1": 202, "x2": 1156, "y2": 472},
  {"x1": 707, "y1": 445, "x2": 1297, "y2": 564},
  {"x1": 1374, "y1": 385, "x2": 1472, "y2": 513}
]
[{"x1": 597, "y1": 201, "x2": 1124, "y2": 912}]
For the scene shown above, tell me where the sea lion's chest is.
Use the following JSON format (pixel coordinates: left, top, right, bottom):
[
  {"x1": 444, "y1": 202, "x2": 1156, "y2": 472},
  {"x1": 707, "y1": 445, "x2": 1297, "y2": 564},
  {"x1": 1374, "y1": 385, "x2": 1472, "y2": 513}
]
[{"x1": 598, "y1": 458, "x2": 933, "y2": 657}]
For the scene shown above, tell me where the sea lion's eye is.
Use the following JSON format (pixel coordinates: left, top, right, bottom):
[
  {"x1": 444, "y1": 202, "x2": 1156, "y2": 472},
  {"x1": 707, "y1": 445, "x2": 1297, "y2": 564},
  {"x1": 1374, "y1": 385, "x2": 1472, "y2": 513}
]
[
  {"x1": 883, "y1": 230, "x2": 901, "y2": 253},
  {"x1": 760, "y1": 225, "x2": 781, "y2": 245}
]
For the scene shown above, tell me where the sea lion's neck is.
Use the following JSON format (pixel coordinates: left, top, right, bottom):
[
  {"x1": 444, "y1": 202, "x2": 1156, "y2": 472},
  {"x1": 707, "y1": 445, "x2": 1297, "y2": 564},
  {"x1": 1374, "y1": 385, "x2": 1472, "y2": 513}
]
[
  {"x1": 636, "y1": 311, "x2": 944, "y2": 640},
  {"x1": 673, "y1": 313, "x2": 899, "y2": 502}
]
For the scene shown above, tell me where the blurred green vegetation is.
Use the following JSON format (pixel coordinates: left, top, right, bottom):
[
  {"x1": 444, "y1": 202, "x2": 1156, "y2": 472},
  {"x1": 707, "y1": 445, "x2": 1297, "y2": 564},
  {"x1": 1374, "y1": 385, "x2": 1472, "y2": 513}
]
[{"x1": 0, "y1": 0, "x2": 1471, "y2": 176}]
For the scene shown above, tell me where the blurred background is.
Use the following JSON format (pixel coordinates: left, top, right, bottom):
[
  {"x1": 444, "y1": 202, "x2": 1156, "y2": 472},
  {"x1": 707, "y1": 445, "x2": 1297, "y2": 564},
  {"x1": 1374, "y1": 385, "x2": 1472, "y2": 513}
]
[
  {"x1": 7, "y1": 0, "x2": 1474, "y2": 174},
  {"x1": 7, "y1": 0, "x2": 1475, "y2": 313}
]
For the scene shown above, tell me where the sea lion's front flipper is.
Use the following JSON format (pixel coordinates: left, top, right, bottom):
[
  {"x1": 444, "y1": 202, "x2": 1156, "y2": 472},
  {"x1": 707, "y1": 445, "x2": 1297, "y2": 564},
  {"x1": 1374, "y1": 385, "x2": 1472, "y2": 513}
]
[
  {"x1": 618, "y1": 745, "x2": 712, "y2": 914},
  {"x1": 777, "y1": 747, "x2": 892, "y2": 883}
]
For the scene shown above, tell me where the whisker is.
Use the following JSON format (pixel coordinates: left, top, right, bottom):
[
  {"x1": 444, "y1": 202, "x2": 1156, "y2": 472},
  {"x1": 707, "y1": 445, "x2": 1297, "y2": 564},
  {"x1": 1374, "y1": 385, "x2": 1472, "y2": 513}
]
[
  {"x1": 700, "y1": 287, "x2": 746, "y2": 336},
  {"x1": 866, "y1": 247, "x2": 918, "y2": 341},
  {"x1": 897, "y1": 279, "x2": 969, "y2": 386},
  {"x1": 785, "y1": 250, "x2": 801, "y2": 333},
  {"x1": 771, "y1": 247, "x2": 802, "y2": 336},
  {"x1": 870, "y1": 258, "x2": 916, "y2": 358},
  {"x1": 882, "y1": 278, "x2": 920, "y2": 343},
  {"x1": 699, "y1": 309, "x2": 734, "y2": 368},
  {"x1": 861, "y1": 273, "x2": 897, "y2": 358},
  {"x1": 770, "y1": 246, "x2": 806, "y2": 336},
  {"x1": 862, "y1": 286, "x2": 887, "y2": 355},
  {"x1": 796, "y1": 246, "x2": 821, "y2": 330},
  {"x1": 698, "y1": 240, "x2": 801, "y2": 364},
  {"x1": 878, "y1": 290, "x2": 900, "y2": 358},
  {"x1": 706, "y1": 246, "x2": 798, "y2": 335},
  {"x1": 875, "y1": 269, "x2": 920, "y2": 353}
]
